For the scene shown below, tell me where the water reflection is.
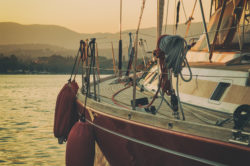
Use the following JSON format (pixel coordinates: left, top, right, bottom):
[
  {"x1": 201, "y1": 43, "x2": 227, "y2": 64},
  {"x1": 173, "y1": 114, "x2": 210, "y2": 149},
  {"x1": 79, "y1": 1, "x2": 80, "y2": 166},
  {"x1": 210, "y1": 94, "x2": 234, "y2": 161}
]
[{"x1": 0, "y1": 75, "x2": 81, "y2": 165}]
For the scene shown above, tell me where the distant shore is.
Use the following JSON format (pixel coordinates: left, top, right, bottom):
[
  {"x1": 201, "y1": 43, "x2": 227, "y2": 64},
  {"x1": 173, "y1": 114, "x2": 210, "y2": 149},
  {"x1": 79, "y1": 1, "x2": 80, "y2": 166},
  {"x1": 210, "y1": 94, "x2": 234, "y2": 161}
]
[{"x1": 0, "y1": 73, "x2": 112, "y2": 75}]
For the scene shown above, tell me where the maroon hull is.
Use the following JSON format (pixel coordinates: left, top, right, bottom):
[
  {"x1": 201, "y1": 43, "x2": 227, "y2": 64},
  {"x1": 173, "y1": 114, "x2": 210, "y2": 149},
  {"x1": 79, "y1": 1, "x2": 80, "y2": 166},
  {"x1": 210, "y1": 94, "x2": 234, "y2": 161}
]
[
  {"x1": 86, "y1": 111, "x2": 250, "y2": 166},
  {"x1": 76, "y1": 99, "x2": 250, "y2": 166}
]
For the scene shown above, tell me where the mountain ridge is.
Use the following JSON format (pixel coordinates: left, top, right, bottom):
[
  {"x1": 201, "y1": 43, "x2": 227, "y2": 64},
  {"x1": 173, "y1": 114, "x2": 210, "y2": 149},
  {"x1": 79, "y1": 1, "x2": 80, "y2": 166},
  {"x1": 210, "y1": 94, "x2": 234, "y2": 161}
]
[
  {"x1": 0, "y1": 22, "x2": 204, "y2": 48},
  {"x1": 0, "y1": 21, "x2": 204, "y2": 59}
]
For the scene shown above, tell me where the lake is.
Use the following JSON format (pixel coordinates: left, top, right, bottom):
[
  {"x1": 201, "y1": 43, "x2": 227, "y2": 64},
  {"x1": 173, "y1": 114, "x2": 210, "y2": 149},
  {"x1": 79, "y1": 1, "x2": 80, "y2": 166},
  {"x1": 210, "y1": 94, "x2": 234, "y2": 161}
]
[{"x1": 0, "y1": 75, "x2": 88, "y2": 165}]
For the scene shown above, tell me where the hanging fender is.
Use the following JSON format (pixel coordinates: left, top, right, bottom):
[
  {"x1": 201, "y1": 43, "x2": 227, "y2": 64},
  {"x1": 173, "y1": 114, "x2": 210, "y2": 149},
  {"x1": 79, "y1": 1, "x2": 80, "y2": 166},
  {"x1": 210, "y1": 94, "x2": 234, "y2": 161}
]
[
  {"x1": 54, "y1": 80, "x2": 79, "y2": 144},
  {"x1": 66, "y1": 121, "x2": 95, "y2": 166}
]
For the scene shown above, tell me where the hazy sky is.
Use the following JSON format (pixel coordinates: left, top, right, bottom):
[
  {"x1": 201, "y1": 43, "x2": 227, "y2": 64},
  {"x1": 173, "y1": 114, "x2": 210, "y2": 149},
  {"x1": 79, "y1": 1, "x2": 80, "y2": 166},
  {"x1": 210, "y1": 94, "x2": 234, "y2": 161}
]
[{"x1": 0, "y1": 0, "x2": 211, "y2": 34}]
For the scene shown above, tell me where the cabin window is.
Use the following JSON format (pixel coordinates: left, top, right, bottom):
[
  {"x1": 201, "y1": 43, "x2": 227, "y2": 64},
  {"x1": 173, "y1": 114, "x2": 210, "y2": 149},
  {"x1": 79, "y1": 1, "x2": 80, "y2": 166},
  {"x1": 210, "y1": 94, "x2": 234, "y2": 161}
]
[{"x1": 210, "y1": 82, "x2": 231, "y2": 101}]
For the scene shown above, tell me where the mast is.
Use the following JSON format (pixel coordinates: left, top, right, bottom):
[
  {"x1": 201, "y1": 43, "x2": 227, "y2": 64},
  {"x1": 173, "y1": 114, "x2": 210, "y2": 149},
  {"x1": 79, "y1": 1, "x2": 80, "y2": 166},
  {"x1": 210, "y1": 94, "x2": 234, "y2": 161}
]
[
  {"x1": 164, "y1": 0, "x2": 169, "y2": 33},
  {"x1": 156, "y1": 0, "x2": 165, "y2": 109},
  {"x1": 118, "y1": 0, "x2": 123, "y2": 77},
  {"x1": 153, "y1": 0, "x2": 165, "y2": 116},
  {"x1": 157, "y1": 0, "x2": 165, "y2": 40}
]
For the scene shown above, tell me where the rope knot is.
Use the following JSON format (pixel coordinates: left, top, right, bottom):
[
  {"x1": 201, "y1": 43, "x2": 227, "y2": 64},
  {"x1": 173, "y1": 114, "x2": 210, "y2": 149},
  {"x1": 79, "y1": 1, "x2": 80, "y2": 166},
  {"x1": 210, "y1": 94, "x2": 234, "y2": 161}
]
[{"x1": 153, "y1": 48, "x2": 165, "y2": 59}]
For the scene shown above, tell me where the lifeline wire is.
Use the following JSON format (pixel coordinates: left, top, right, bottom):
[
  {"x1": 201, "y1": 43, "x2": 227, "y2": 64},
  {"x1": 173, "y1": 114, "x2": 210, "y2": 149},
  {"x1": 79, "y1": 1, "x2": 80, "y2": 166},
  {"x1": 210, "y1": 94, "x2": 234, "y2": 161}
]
[{"x1": 76, "y1": 65, "x2": 249, "y2": 79}]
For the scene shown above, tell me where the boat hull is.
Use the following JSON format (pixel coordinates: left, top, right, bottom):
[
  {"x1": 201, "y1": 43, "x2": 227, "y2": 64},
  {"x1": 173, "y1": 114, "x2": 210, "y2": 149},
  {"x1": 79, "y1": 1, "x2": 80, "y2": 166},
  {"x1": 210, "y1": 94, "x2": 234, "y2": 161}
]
[{"x1": 76, "y1": 101, "x2": 250, "y2": 166}]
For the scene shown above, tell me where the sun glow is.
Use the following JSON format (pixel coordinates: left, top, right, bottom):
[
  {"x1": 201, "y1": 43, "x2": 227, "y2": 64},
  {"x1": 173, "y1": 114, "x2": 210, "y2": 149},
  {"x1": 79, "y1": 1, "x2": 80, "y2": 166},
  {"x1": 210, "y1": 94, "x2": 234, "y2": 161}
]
[{"x1": 0, "y1": 0, "x2": 211, "y2": 33}]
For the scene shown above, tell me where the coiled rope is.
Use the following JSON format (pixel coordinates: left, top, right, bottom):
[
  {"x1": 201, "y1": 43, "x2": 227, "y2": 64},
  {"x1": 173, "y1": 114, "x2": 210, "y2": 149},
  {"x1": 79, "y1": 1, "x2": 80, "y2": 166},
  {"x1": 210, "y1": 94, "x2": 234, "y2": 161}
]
[
  {"x1": 158, "y1": 35, "x2": 192, "y2": 82},
  {"x1": 157, "y1": 35, "x2": 192, "y2": 120}
]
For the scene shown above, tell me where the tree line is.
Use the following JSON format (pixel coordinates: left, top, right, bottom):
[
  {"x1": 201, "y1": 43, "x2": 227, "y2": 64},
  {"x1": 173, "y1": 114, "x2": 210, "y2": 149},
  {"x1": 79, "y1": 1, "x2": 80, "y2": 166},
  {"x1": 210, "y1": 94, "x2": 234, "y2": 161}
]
[{"x1": 0, "y1": 54, "x2": 117, "y2": 74}]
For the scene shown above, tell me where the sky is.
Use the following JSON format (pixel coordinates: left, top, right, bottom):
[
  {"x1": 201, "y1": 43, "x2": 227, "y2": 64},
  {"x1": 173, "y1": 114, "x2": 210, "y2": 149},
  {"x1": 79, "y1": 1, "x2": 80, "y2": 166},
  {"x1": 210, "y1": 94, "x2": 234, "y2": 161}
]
[{"x1": 0, "y1": 0, "x2": 212, "y2": 34}]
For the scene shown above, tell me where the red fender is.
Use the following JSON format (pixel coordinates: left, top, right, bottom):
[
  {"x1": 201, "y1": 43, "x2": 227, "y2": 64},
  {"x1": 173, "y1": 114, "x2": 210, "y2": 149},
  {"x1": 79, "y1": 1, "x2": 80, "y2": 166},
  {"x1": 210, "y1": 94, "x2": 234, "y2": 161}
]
[
  {"x1": 66, "y1": 121, "x2": 95, "y2": 166},
  {"x1": 54, "y1": 81, "x2": 79, "y2": 143}
]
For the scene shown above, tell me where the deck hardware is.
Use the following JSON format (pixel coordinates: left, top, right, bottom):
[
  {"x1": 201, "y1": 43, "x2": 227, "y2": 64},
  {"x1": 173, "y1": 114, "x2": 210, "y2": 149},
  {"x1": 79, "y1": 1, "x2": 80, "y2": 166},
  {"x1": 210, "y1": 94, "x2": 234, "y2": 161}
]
[
  {"x1": 145, "y1": 106, "x2": 156, "y2": 115},
  {"x1": 131, "y1": 97, "x2": 149, "y2": 107},
  {"x1": 168, "y1": 122, "x2": 173, "y2": 129},
  {"x1": 128, "y1": 113, "x2": 132, "y2": 120},
  {"x1": 229, "y1": 130, "x2": 250, "y2": 146},
  {"x1": 233, "y1": 105, "x2": 250, "y2": 130}
]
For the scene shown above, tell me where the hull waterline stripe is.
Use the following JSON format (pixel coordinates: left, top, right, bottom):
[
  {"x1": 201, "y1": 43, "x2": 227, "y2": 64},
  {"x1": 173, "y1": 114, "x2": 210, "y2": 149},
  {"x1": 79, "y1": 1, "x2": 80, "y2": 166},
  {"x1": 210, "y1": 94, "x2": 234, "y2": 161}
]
[{"x1": 86, "y1": 119, "x2": 226, "y2": 166}]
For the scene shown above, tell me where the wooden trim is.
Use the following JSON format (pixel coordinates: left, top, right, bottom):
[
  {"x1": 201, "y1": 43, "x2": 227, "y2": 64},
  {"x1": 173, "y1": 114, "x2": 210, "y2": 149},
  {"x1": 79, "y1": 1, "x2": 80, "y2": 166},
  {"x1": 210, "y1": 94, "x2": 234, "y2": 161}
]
[{"x1": 77, "y1": 92, "x2": 249, "y2": 146}]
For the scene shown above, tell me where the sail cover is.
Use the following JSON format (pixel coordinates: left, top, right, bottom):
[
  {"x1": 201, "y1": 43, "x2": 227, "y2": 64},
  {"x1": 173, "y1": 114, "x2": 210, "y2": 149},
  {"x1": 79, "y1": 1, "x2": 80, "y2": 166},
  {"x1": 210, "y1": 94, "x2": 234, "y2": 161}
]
[{"x1": 192, "y1": 0, "x2": 244, "y2": 51}]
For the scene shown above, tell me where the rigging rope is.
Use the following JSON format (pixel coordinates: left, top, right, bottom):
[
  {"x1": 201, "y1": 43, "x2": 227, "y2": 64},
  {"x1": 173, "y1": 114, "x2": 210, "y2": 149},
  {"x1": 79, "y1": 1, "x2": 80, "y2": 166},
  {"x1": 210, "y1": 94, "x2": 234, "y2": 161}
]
[
  {"x1": 156, "y1": 35, "x2": 192, "y2": 120},
  {"x1": 180, "y1": 0, "x2": 188, "y2": 21},
  {"x1": 185, "y1": 0, "x2": 197, "y2": 38},
  {"x1": 82, "y1": 38, "x2": 98, "y2": 120},
  {"x1": 112, "y1": 84, "x2": 132, "y2": 109},
  {"x1": 77, "y1": 65, "x2": 249, "y2": 79},
  {"x1": 132, "y1": 0, "x2": 146, "y2": 110},
  {"x1": 69, "y1": 49, "x2": 80, "y2": 82},
  {"x1": 158, "y1": 35, "x2": 192, "y2": 82}
]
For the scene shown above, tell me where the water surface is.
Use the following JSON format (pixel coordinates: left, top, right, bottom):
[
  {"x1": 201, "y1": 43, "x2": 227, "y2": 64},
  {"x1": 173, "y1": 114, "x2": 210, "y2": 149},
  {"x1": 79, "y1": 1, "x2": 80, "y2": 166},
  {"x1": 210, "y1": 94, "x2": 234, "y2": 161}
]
[{"x1": 0, "y1": 75, "x2": 85, "y2": 165}]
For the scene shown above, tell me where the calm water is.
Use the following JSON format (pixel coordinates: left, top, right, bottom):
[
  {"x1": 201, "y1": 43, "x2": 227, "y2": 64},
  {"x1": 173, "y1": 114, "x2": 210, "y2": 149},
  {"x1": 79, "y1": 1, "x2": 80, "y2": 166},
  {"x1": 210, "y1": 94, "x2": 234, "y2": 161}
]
[{"x1": 0, "y1": 75, "x2": 86, "y2": 165}]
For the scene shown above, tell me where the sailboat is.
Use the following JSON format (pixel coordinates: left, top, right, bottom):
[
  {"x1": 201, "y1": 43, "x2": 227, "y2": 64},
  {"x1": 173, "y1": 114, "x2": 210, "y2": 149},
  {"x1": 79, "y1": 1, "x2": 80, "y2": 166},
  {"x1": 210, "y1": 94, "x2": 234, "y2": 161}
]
[{"x1": 54, "y1": 0, "x2": 250, "y2": 165}]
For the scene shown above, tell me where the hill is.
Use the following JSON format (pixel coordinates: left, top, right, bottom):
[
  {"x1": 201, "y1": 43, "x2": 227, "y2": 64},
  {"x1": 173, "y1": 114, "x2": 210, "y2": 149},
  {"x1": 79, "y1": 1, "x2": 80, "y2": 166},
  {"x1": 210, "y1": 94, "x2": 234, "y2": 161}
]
[
  {"x1": 0, "y1": 44, "x2": 75, "y2": 60},
  {"x1": 0, "y1": 22, "x2": 87, "y2": 49},
  {"x1": 0, "y1": 22, "x2": 204, "y2": 60}
]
